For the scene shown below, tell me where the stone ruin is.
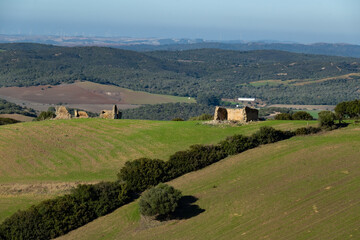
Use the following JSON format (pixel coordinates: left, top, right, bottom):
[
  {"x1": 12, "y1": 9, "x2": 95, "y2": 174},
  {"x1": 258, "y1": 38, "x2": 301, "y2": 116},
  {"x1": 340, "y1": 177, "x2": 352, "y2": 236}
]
[
  {"x1": 74, "y1": 110, "x2": 89, "y2": 118},
  {"x1": 214, "y1": 106, "x2": 258, "y2": 122},
  {"x1": 100, "y1": 105, "x2": 122, "y2": 119},
  {"x1": 54, "y1": 106, "x2": 89, "y2": 119},
  {"x1": 55, "y1": 106, "x2": 72, "y2": 119}
]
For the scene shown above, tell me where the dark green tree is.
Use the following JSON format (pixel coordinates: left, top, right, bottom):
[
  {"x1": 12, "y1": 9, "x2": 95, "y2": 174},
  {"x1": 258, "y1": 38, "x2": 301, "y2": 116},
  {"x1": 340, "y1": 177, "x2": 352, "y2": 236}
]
[
  {"x1": 292, "y1": 111, "x2": 313, "y2": 120},
  {"x1": 139, "y1": 183, "x2": 182, "y2": 218},
  {"x1": 274, "y1": 113, "x2": 292, "y2": 120},
  {"x1": 318, "y1": 111, "x2": 336, "y2": 128},
  {"x1": 35, "y1": 111, "x2": 55, "y2": 121},
  {"x1": 117, "y1": 158, "x2": 167, "y2": 192}
]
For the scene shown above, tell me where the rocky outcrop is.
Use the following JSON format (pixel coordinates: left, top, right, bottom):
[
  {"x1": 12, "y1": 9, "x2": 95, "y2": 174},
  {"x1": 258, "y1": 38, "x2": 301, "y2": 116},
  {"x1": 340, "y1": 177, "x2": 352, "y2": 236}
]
[
  {"x1": 55, "y1": 106, "x2": 71, "y2": 119},
  {"x1": 100, "y1": 105, "x2": 122, "y2": 119},
  {"x1": 214, "y1": 106, "x2": 258, "y2": 122}
]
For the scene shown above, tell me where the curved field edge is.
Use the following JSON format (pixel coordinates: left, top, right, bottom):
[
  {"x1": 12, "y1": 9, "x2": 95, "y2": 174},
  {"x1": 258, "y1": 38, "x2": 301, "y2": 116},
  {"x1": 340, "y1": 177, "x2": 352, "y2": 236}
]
[
  {"x1": 0, "y1": 119, "x2": 315, "y2": 183},
  {"x1": 57, "y1": 126, "x2": 360, "y2": 240},
  {"x1": 0, "y1": 119, "x2": 316, "y2": 223}
]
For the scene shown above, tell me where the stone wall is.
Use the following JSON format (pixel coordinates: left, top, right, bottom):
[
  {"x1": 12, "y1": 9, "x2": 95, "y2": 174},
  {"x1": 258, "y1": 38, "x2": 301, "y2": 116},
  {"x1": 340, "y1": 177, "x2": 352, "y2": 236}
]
[
  {"x1": 214, "y1": 106, "x2": 258, "y2": 122},
  {"x1": 100, "y1": 105, "x2": 122, "y2": 119},
  {"x1": 74, "y1": 110, "x2": 89, "y2": 118},
  {"x1": 55, "y1": 106, "x2": 71, "y2": 119}
]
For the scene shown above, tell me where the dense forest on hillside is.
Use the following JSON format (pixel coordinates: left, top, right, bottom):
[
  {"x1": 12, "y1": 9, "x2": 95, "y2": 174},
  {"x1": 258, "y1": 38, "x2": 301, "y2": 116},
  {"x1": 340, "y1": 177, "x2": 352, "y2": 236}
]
[
  {"x1": 0, "y1": 43, "x2": 359, "y2": 104},
  {"x1": 0, "y1": 98, "x2": 37, "y2": 116},
  {"x1": 122, "y1": 103, "x2": 214, "y2": 120}
]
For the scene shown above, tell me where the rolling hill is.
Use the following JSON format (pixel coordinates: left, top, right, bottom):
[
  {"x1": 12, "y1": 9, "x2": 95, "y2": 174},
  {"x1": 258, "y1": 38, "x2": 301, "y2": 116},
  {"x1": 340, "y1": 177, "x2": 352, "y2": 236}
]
[
  {"x1": 0, "y1": 119, "x2": 316, "y2": 222},
  {"x1": 0, "y1": 43, "x2": 359, "y2": 104},
  {"x1": 56, "y1": 124, "x2": 360, "y2": 240}
]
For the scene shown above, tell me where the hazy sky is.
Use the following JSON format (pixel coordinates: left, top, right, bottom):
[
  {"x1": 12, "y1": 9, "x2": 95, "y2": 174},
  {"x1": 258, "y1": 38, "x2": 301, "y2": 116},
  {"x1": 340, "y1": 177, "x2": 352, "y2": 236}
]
[{"x1": 0, "y1": 0, "x2": 359, "y2": 44}]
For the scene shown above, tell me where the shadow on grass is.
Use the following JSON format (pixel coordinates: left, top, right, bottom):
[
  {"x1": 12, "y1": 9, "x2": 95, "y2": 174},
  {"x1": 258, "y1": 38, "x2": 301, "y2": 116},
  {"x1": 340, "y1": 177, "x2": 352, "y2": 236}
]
[{"x1": 156, "y1": 195, "x2": 205, "y2": 221}]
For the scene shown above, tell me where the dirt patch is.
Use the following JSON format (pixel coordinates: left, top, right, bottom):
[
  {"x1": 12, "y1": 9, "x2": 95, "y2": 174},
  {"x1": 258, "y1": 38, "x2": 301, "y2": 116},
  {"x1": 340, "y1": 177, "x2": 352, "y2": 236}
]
[
  {"x1": 0, "y1": 181, "x2": 99, "y2": 196},
  {"x1": 0, "y1": 81, "x2": 193, "y2": 112},
  {"x1": 292, "y1": 73, "x2": 360, "y2": 86},
  {"x1": 0, "y1": 84, "x2": 120, "y2": 104}
]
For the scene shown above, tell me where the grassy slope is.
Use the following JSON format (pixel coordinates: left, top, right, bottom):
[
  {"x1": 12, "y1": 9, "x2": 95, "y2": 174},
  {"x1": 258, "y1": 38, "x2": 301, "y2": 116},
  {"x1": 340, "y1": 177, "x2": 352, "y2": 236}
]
[
  {"x1": 0, "y1": 119, "x2": 315, "y2": 222},
  {"x1": 57, "y1": 125, "x2": 360, "y2": 240},
  {"x1": 0, "y1": 119, "x2": 314, "y2": 183}
]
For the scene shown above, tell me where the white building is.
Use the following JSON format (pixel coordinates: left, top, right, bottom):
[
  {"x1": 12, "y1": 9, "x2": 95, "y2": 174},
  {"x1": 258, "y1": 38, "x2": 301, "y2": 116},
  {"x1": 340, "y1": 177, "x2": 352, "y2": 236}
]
[{"x1": 238, "y1": 98, "x2": 255, "y2": 102}]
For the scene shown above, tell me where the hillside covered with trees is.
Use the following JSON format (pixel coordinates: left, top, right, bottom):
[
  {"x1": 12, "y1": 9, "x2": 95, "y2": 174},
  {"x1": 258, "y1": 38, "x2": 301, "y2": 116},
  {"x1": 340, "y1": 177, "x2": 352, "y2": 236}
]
[{"x1": 0, "y1": 43, "x2": 359, "y2": 104}]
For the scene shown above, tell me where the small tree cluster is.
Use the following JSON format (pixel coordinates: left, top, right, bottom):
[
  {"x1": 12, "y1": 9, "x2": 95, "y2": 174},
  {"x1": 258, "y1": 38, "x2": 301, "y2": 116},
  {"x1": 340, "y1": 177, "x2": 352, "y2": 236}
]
[
  {"x1": 275, "y1": 111, "x2": 313, "y2": 120},
  {"x1": 35, "y1": 111, "x2": 56, "y2": 121},
  {"x1": 139, "y1": 183, "x2": 182, "y2": 218},
  {"x1": 334, "y1": 99, "x2": 360, "y2": 120}
]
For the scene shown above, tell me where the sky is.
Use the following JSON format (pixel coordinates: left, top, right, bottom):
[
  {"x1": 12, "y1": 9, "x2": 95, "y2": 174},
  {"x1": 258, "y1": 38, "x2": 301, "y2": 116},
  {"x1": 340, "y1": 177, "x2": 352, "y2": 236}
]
[{"x1": 0, "y1": 0, "x2": 359, "y2": 44}]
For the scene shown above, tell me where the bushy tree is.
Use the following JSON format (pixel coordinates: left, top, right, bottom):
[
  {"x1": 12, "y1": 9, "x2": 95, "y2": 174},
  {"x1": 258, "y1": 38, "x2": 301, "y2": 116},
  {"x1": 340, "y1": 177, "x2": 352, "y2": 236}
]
[
  {"x1": 35, "y1": 111, "x2": 55, "y2": 121},
  {"x1": 219, "y1": 134, "x2": 257, "y2": 155},
  {"x1": 252, "y1": 126, "x2": 294, "y2": 145},
  {"x1": 167, "y1": 144, "x2": 227, "y2": 179},
  {"x1": 318, "y1": 111, "x2": 336, "y2": 128},
  {"x1": 117, "y1": 158, "x2": 167, "y2": 192},
  {"x1": 274, "y1": 113, "x2": 292, "y2": 120},
  {"x1": 139, "y1": 183, "x2": 182, "y2": 218},
  {"x1": 292, "y1": 111, "x2": 313, "y2": 120},
  {"x1": 294, "y1": 126, "x2": 321, "y2": 135}
]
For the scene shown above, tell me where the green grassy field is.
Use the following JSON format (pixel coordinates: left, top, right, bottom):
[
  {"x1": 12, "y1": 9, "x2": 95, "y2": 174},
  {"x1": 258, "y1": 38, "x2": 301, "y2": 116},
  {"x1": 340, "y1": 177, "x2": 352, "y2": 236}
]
[
  {"x1": 57, "y1": 125, "x2": 360, "y2": 240},
  {"x1": 0, "y1": 119, "x2": 317, "y2": 222}
]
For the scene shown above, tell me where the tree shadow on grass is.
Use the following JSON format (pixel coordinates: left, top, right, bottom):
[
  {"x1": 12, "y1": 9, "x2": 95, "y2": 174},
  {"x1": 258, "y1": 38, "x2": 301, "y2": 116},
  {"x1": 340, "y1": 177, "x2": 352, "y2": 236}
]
[{"x1": 156, "y1": 195, "x2": 205, "y2": 221}]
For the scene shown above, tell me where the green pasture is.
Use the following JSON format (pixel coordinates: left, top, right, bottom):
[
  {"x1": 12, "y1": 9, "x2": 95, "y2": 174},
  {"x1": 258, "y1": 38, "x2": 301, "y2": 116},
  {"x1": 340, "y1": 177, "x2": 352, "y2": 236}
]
[
  {"x1": 0, "y1": 119, "x2": 318, "y2": 222},
  {"x1": 57, "y1": 124, "x2": 360, "y2": 240}
]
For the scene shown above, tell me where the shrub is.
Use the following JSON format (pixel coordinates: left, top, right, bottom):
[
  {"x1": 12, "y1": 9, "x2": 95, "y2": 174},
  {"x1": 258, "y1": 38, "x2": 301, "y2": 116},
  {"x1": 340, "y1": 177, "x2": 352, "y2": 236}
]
[
  {"x1": 219, "y1": 134, "x2": 258, "y2": 155},
  {"x1": 139, "y1": 183, "x2": 182, "y2": 218},
  {"x1": 318, "y1": 111, "x2": 336, "y2": 128},
  {"x1": 252, "y1": 126, "x2": 294, "y2": 145},
  {"x1": 294, "y1": 126, "x2": 321, "y2": 135},
  {"x1": 0, "y1": 181, "x2": 126, "y2": 240},
  {"x1": 171, "y1": 118, "x2": 184, "y2": 121},
  {"x1": 274, "y1": 113, "x2": 292, "y2": 120},
  {"x1": 35, "y1": 111, "x2": 55, "y2": 121},
  {"x1": 117, "y1": 158, "x2": 168, "y2": 192},
  {"x1": 166, "y1": 144, "x2": 227, "y2": 179},
  {"x1": 189, "y1": 113, "x2": 213, "y2": 121},
  {"x1": 292, "y1": 111, "x2": 313, "y2": 120}
]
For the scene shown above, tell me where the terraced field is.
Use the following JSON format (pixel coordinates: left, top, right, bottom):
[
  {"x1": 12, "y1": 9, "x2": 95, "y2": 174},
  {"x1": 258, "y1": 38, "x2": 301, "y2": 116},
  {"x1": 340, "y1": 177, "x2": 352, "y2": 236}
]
[
  {"x1": 57, "y1": 125, "x2": 360, "y2": 240},
  {"x1": 0, "y1": 119, "x2": 316, "y2": 222}
]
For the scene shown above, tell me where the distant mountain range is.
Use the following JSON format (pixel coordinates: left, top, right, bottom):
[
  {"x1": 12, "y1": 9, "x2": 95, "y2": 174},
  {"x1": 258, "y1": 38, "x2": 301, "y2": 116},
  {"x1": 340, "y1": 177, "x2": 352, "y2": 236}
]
[{"x1": 1, "y1": 34, "x2": 360, "y2": 58}]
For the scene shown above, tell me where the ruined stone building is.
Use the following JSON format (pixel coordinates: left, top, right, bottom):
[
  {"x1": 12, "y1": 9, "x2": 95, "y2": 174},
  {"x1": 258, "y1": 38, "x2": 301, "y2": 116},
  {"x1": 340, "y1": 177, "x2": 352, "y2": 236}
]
[
  {"x1": 214, "y1": 106, "x2": 258, "y2": 122},
  {"x1": 55, "y1": 106, "x2": 72, "y2": 119},
  {"x1": 100, "y1": 105, "x2": 122, "y2": 119},
  {"x1": 74, "y1": 110, "x2": 89, "y2": 118},
  {"x1": 54, "y1": 106, "x2": 89, "y2": 119}
]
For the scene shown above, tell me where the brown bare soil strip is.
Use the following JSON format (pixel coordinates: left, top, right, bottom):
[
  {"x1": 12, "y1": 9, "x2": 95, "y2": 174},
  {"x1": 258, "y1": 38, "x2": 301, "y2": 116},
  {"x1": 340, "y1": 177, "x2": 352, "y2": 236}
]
[
  {"x1": 0, "y1": 181, "x2": 99, "y2": 196},
  {"x1": 292, "y1": 73, "x2": 360, "y2": 86}
]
